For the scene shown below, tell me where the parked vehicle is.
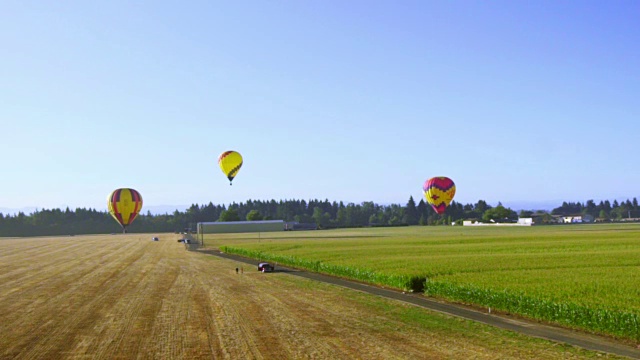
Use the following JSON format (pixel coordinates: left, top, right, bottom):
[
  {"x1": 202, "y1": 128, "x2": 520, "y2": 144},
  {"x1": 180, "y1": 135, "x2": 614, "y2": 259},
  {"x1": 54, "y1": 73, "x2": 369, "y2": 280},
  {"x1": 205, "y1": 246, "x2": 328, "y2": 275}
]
[
  {"x1": 258, "y1": 262, "x2": 274, "y2": 272},
  {"x1": 152, "y1": 237, "x2": 159, "y2": 241}
]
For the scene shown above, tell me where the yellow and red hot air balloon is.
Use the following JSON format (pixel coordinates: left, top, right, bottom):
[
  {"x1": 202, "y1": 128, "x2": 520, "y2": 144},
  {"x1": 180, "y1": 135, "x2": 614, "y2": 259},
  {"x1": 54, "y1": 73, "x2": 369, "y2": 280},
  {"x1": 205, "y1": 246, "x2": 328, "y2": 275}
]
[
  {"x1": 423, "y1": 177, "x2": 456, "y2": 215},
  {"x1": 108, "y1": 188, "x2": 143, "y2": 233},
  {"x1": 218, "y1": 150, "x2": 243, "y2": 185}
]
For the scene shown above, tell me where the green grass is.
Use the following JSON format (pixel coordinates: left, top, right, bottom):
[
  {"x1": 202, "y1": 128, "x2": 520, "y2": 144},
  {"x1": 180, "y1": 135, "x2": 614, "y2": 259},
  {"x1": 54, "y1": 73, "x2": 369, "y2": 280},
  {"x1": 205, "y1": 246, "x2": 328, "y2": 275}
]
[{"x1": 208, "y1": 224, "x2": 640, "y2": 340}]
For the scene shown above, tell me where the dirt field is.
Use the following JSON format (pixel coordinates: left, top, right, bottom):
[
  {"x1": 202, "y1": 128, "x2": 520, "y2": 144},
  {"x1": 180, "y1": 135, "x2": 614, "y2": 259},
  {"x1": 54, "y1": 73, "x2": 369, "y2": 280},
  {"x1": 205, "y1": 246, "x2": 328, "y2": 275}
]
[{"x1": 0, "y1": 234, "x2": 627, "y2": 359}]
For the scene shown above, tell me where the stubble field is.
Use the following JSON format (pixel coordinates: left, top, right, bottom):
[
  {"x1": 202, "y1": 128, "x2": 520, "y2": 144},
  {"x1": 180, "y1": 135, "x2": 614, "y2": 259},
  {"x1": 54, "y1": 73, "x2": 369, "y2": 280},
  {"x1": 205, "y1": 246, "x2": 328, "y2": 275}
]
[{"x1": 0, "y1": 233, "x2": 627, "y2": 359}]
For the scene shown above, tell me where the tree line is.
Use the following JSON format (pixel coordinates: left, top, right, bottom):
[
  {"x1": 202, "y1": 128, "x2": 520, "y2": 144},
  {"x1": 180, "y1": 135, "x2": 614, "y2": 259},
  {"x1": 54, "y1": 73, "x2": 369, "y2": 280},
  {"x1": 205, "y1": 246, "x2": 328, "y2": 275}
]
[
  {"x1": 546, "y1": 198, "x2": 640, "y2": 221},
  {"x1": 0, "y1": 197, "x2": 637, "y2": 237}
]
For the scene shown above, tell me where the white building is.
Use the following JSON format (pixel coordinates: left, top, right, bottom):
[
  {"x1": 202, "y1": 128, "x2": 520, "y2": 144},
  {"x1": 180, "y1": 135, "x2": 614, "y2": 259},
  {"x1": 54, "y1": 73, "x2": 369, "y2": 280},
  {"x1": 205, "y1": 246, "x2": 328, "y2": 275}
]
[
  {"x1": 517, "y1": 217, "x2": 533, "y2": 225},
  {"x1": 198, "y1": 220, "x2": 285, "y2": 234}
]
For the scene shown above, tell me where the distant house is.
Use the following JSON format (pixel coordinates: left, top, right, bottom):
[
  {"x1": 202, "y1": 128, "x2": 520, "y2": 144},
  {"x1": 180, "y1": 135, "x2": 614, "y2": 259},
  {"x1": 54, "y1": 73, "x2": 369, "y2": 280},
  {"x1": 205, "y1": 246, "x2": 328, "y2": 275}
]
[
  {"x1": 517, "y1": 218, "x2": 533, "y2": 225},
  {"x1": 563, "y1": 215, "x2": 582, "y2": 223},
  {"x1": 529, "y1": 213, "x2": 554, "y2": 225},
  {"x1": 526, "y1": 213, "x2": 596, "y2": 225},
  {"x1": 463, "y1": 219, "x2": 531, "y2": 226}
]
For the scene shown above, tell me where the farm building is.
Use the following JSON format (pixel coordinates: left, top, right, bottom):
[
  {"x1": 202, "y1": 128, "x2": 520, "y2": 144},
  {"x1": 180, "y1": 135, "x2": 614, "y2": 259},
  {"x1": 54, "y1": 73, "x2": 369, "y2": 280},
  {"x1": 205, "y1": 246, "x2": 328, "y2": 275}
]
[
  {"x1": 463, "y1": 218, "x2": 533, "y2": 226},
  {"x1": 563, "y1": 215, "x2": 582, "y2": 223},
  {"x1": 284, "y1": 222, "x2": 318, "y2": 230},
  {"x1": 198, "y1": 220, "x2": 285, "y2": 234},
  {"x1": 517, "y1": 217, "x2": 534, "y2": 225}
]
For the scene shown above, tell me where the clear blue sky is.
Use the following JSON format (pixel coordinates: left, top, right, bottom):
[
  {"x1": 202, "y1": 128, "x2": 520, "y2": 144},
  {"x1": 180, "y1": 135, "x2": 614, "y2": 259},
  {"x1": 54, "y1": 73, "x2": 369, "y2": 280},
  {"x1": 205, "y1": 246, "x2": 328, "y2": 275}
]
[{"x1": 2, "y1": 0, "x2": 638, "y2": 212}]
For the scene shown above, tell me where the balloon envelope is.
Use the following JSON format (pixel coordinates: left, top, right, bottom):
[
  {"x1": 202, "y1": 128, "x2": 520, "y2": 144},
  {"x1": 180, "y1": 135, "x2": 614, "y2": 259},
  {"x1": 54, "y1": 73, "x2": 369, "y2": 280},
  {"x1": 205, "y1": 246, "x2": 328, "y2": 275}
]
[
  {"x1": 218, "y1": 151, "x2": 243, "y2": 185},
  {"x1": 108, "y1": 188, "x2": 143, "y2": 231},
  {"x1": 423, "y1": 177, "x2": 456, "y2": 215}
]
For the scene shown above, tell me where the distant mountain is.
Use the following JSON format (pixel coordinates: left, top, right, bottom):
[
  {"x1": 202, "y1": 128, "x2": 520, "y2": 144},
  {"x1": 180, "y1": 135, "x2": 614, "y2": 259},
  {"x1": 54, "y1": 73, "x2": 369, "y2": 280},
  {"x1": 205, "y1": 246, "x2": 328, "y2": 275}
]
[
  {"x1": 2, "y1": 198, "x2": 634, "y2": 217},
  {"x1": 0, "y1": 205, "x2": 189, "y2": 216},
  {"x1": 500, "y1": 200, "x2": 557, "y2": 212},
  {"x1": 142, "y1": 205, "x2": 190, "y2": 215},
  {"x1": 0, "y1": 207, "x2": 38, "y2": 215}
]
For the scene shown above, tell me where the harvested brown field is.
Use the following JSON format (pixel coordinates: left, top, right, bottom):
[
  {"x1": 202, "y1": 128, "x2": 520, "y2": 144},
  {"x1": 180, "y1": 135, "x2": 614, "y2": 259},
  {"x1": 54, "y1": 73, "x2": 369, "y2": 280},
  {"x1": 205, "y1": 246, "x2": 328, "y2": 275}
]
[{"x1": 0, "y1": 234, "x2": 627, "y2": 359}]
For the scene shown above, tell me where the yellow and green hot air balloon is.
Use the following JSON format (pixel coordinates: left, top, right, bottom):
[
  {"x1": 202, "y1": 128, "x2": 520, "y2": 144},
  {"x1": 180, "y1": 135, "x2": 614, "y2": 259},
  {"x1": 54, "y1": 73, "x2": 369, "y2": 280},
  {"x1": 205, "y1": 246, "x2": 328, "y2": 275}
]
[
  {"x1": 108, "y1": 188, "x2": 143, "y2": 233},
  {"x1": 218, "y1": 150, "x2": 243, "y2": 185}
]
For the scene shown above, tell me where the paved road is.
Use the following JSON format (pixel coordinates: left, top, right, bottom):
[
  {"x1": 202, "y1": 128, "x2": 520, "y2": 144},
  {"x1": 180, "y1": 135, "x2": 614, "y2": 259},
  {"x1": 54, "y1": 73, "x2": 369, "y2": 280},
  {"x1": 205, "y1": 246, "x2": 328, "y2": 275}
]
[{"x1": 197, "y1": 249, "x2": 640, "y2": 359}]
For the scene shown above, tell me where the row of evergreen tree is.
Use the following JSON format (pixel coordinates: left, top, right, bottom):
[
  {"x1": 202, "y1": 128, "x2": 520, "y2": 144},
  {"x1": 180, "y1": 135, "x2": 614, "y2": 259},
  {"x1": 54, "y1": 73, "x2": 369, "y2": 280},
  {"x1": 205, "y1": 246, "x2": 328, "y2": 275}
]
[
  {"x1": 548, "y1": 198, "x2": 640, "y2": 219},
  {"x1": 0, "y1": 197, "x2": 637, "y2": 237}
]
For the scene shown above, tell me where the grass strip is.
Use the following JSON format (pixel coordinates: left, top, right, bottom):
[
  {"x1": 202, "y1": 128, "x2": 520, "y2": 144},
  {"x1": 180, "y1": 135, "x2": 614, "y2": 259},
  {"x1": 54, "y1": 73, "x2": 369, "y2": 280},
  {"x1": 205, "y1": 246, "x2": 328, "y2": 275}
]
[{"x1": 221, "y1": 246, "x2": 425, "y2": 291}]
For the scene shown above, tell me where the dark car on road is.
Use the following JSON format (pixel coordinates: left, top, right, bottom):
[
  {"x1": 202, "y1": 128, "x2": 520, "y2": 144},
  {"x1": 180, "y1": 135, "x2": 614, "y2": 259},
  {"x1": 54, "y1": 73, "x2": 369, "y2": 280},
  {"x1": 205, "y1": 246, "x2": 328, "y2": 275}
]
[{"x1": 258, "y1": 262, "x2": 274, "y2": 272}]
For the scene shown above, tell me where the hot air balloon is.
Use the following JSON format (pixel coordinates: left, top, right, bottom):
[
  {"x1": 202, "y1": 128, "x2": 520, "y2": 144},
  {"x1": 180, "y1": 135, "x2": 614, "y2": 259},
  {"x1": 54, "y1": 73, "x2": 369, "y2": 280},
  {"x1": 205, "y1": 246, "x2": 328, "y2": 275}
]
[
  {"x1": 218, "y1": 151, "x2": 243, "y2": 185},
  {"x1": 423, "y1": 177, "x2": 456, "y2": 215},
  {"x1": 108, "y1": 188, "x2": 143, "y2": 233}
]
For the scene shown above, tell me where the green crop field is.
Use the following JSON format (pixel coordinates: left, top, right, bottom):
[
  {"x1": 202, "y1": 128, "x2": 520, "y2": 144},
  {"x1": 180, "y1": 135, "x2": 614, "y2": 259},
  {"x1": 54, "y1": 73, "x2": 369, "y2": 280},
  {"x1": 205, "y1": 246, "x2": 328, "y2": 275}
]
[{"x1": 205, "y1": 224, "x2": 640, "y2": 341}]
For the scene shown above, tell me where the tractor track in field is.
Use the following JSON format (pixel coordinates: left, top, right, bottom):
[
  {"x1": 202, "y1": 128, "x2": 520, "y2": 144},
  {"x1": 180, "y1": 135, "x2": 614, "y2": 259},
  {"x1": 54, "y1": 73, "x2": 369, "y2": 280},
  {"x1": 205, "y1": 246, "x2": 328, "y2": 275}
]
[{"x1": 198, "y1": 249, "x2": 640, "y2": 360}]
